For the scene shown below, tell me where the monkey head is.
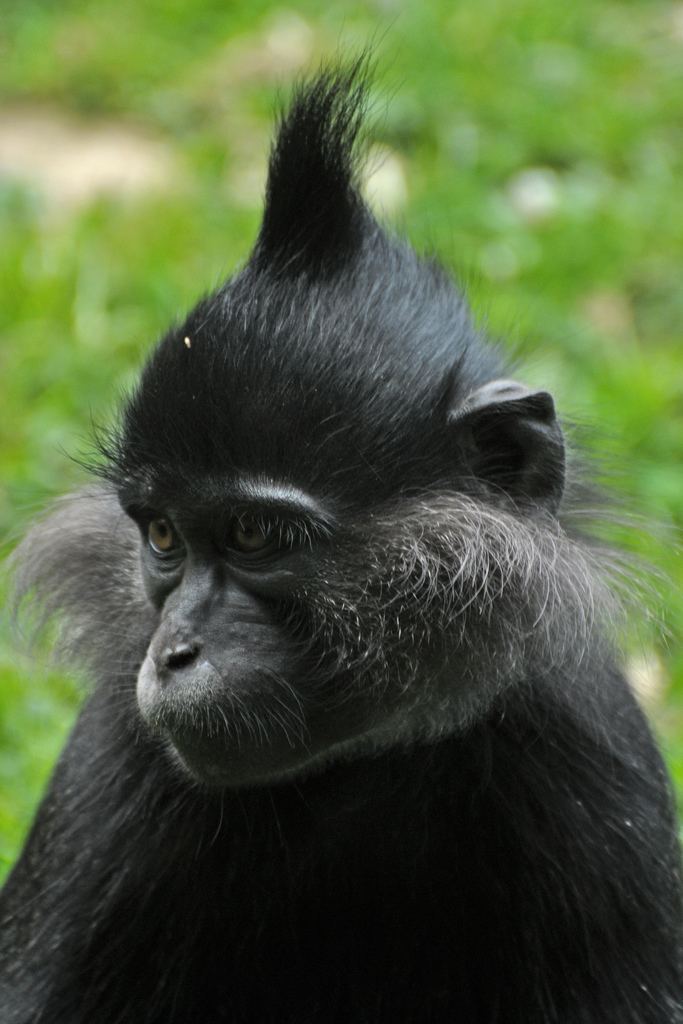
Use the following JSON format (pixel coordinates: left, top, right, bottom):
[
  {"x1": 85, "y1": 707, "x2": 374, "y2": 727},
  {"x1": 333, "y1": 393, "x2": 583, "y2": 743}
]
[{"x1": 93, "y1": 67, "x2": 573, "y2": 788}]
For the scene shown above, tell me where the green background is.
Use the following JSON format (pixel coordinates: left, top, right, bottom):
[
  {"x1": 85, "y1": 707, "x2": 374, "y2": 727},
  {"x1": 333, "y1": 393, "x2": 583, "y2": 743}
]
[{"x1": 1, "y1": 0, "x2": 682, "y2": 879}]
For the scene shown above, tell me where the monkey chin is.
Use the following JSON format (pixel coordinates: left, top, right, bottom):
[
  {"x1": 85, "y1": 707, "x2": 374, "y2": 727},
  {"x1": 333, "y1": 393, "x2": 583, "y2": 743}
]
[
  {"x1": 136, "y1": 653, "x2": 322, "y2": 789},
  {"x1": 167, "y1": 741, "x2": 324, "y2": 791}
]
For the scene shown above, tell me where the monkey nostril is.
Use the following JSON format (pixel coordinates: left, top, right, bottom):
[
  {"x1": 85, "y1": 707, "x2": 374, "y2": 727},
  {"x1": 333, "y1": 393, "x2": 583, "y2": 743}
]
[{"x1": 161, "y1": 640, "x2": 200, "y2": 672}]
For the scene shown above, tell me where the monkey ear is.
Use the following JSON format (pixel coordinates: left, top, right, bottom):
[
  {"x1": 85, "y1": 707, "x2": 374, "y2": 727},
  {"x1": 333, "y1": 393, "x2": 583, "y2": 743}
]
[{"x1": 448, "y1": 379, "x2": 565, "y2": 512}]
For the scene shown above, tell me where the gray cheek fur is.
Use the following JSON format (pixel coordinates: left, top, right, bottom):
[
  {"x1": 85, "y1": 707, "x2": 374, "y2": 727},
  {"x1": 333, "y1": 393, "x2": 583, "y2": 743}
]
[
  {"x1": 11, "y1": 487, "x2": 157, "y2": 682},
  {"x1": 287, "y1": 493, "x2": 625, "y2": 739}
]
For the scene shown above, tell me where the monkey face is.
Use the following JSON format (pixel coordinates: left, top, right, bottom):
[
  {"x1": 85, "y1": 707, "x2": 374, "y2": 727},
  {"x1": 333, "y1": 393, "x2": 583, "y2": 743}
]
[
  {"x1": 119, "y1": 450, "x2": 478, "y2": 790},
  {"x1": 125, "y1": 480, "x2": 362, "y2": 788}
]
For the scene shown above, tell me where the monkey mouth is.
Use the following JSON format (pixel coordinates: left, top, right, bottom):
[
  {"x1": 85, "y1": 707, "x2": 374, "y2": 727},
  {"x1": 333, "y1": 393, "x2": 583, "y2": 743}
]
[
  {"x1": 136, "y1": 653, "x2": 312, "y2": 786},
  {"x1": 136, "y1": 653, "x2": 224, "y2": 732}
]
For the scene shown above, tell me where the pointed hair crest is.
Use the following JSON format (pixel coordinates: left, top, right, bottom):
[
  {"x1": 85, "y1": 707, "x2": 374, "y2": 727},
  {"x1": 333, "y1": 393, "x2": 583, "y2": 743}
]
[{"x1": 253, "y1": 57, "x2": 375, "y2": 276}]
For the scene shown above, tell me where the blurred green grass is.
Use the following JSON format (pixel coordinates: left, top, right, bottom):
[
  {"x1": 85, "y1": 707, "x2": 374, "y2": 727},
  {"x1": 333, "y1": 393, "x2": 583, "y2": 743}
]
[{"x1": 1, "y1": 0, "x2": 682, "y2": 879}]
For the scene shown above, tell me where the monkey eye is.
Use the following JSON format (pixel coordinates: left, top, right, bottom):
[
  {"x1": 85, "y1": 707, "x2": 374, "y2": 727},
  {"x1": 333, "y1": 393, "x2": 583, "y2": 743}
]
[
  {"x1": 229, "y1": 516, "x2": 277, "y2": 555},
  {"x1": 148, "y1": 518, "x2": 178, "y2": 555}
]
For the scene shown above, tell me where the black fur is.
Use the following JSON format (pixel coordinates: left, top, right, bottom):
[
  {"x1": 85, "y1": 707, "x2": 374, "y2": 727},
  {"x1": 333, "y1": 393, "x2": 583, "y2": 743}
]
[{"x1": 1, "y1": 65, "x2": 681, "y2": 1023}]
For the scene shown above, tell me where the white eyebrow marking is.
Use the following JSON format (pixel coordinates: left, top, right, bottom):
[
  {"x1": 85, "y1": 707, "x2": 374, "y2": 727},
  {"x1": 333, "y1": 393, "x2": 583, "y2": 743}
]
[{"x1": 232, "y1": 478, "x2": 331, "y2": 521}]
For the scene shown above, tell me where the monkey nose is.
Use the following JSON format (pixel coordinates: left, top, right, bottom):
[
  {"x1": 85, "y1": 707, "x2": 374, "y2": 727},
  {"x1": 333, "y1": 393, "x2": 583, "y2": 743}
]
[{"x1": 158, "y1": 639, "x2": 201, "y2": 675}]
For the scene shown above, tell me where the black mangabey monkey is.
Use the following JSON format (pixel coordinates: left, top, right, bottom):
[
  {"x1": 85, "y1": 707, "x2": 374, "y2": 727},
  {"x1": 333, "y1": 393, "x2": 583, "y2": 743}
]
[{"x1": 1, "y1": 65, "x2": 681, "y2": 1024}]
